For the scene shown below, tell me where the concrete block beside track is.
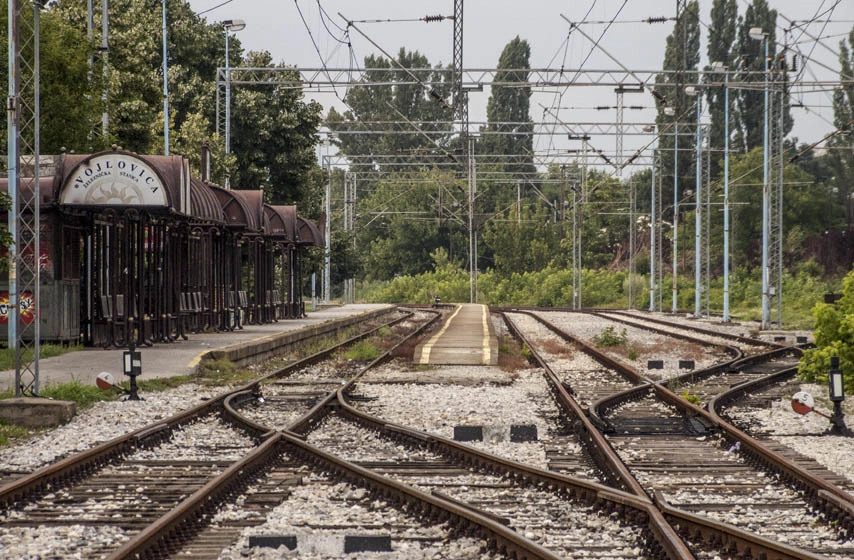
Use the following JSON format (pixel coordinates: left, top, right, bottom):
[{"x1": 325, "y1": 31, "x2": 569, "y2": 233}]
[{"x1": 0, "y1": 397, "x2": 76, "y2": 427}]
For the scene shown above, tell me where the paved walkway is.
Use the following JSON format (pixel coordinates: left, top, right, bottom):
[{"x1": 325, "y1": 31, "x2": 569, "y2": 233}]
[
  {"x1": 0, "y1": 304, "x2": 391, "y2": 391},
  {"x1": 414, "y1": 304, "x2": 499, "y2": 366}
]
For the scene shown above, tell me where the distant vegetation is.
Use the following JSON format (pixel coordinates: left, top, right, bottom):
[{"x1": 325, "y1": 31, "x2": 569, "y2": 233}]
[{"x1": 360, "y1": 249, "x2": 838, "y2": 330}]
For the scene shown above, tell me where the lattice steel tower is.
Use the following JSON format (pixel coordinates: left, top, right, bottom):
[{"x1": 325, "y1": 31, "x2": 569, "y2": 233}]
[{"x1": 7, "y1": 0, "x2": 44, "y2": 395}]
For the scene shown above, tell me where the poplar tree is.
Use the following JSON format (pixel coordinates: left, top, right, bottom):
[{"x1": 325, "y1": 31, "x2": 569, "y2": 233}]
[
  {"x1": 733, "y1": 0, "x2": 791, "y2": 152},
  {"x1": 481, "y1": 36, "x2": 534, "y2": 178},
  {"x1": 653, "y1": 1, "x2": 700, "y2": 200},
  {"x1": 706, "y1": 0, "x2": 738, "y2": 171}
]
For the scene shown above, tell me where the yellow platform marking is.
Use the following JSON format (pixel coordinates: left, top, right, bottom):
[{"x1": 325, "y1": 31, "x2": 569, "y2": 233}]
[
  {"x1": 187, "y1": 351, "x2": 207, "y2": 369},
  {"x1": 481, "y1": 305, "x2": 491, "y2": 365},
  {"x1": 418, "y1": 304, "x2": 462, "y2": 364}
]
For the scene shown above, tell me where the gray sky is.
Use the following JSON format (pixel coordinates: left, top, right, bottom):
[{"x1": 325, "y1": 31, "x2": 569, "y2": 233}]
[{"x1": 188, "y1": 0, "x2": 853, "y2": 166}]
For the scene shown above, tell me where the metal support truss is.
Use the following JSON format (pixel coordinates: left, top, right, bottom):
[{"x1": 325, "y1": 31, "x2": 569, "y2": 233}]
[
  {"x1": 7, "y1": 0, "x2": 43, "y2": 396},
  {"x1": 343, "y1": 172, "x2": 357, "y2": 303},
  {"x1": 768, "y1": 72, "x2": 785, "y2": 327}
]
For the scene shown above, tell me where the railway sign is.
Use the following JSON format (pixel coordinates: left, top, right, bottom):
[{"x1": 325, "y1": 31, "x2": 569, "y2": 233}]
[{"x1": 791, "y1": 391, "x2": 815, "y2": 415}]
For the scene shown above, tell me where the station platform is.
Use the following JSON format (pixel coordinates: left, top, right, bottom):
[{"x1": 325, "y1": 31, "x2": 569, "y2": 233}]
[
  {"x1": 415, "y1": 304, "x2": 499, "y2": 366},
  {"x1": 0, "y1": 304, "x2": 393, "y2": 392}
]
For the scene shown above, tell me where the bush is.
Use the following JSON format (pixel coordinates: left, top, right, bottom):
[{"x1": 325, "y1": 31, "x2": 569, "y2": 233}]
[
  {"x1": 593, "y1": 326, "x2": 627, "y2": 347},
  {"x1": 799, "y1": 268, "x2": 854, "y2": 392}
]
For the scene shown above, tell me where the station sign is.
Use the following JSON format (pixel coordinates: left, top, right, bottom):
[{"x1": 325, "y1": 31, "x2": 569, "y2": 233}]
[{"x1": 61, "y1": 153, "x2": 168, "y2": 206}]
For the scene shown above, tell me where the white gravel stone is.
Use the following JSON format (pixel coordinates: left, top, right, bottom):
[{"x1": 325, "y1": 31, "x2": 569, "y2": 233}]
[
  {"x1": 352, "y1": 366, "x2": 557, "y2": 469},
  {"x1": 536, "y1": 311, "x2": 725, "y2": 381},
  {"x1": 0, "y1": 524, "x2": 129, "y2": 559},
  {"x1": 217, "y1": 469, "x2": 495, "y2": 559},
  {"x1": 0, "y1": 384, "x2": 231, "y2": 473},
  {"x1": 727, "y1": 383, "x2": 854, "y2": 483}
]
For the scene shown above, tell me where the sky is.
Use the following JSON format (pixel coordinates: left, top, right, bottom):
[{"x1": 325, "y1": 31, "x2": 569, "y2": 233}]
[{"x1": 187, "y1": 0, "x2": 853, "y2": 168}]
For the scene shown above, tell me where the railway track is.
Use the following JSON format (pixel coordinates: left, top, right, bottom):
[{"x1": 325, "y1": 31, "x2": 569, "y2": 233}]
[
  {"x1": 4, "y1": 304, "x2": 854, "y2": 559},
  {"x1": 513, "y1": 309, "x2": 854, "y2": 558},
  {"x1": 0, "y1": 308, "x2": 448, "y2": 559}
]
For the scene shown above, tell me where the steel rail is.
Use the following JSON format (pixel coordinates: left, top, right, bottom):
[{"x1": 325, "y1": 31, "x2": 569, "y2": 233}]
[
  {"x1": 653, "y1": 491, "x2": 824, "y2": 560},
  {"x1": 519, "y1": 309, "x2": 854, "y2": 557},
  {"x1": 0, "y1": 307, "x2": 404, "y2": 508},
  {"x1": 534, "y1": 311, "x2": 854, "y2": 540},
  {"x1": 121, "y1": 308, "x2": 563, "y2": 560},
  {"x1": 334, "y1": 392, "x2": 697, "y2": 560},
  {"x1": 499, "y1": 311, "x2": 694, "y2": 559},
  {"x1": 596, "y1": 309, "x2": 772, "y2": 348}
]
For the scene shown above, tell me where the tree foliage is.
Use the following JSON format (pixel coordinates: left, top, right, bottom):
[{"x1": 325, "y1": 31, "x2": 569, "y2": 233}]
[{"x1": 800, "y1": 269, "x2": 854, "y2": 392}]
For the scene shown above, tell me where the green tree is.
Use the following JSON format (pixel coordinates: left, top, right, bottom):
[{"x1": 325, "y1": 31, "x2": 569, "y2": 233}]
[
  {"x1": 825, "y1": 26, "x2": 854, "y2": 228},
  {"x1": 734, "y1": 0, "x2": 792, "y2": 152},
  {"x1": 705, "y1": 0, "x2": 738, "y2": 172},
  {"x1": 326, "y1": 48, "x2": 453, "y2": 173},
  {"x1": 1, "y1": 2, "x2": 101, "y2": 154},
  {"x1": 728, "y1": 147, "x2": 824, "y2": 266},
  {"x1": 480, "y1": 36, "x2": 534, "y2": 177},
  {"x1": 229, "y1": 51, "x2": 323, "y2": 210},
  {"x1": 482, "y1": 205, "x2": 560, "y2": 276},
  {"x1": 653, "y1": 1, "x2": 700, "y2": 209}
]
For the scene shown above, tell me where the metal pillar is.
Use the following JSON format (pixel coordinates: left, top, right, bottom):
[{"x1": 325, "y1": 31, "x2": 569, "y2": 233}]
[
  {"x1": 628, "y1": 177, "x2": 635, "y2": 308},
  {"x1": 100, "y1": 0, "x2": 109, "y2": 135},
  {"x1": 8, "y1": 0, "x2": 43, "y2": 396},
  {"x1": 468, "y1": 135, "x2": 477, "y2": 303},
  {"x1": 703, "y1": 132, "x2": 711, "y2": 317},
  {"x1": 722, "y1": 70, "x2": 731, "y2": 322},
  {"x1": 770, "y1": 63, "x2": 785, "y2": 328},
  {"x1": 649, "y1": 149, "x2": 657, "y2": 311},
  {"x1": 162, "y1": 0, "x2": 169, "y2": 154},
  {"x1": 224, "y1": 28, "x2": 232, "y2": 188},
  {"x1": 323, "y1": 159, "x2": 331, "y2": 303},
  {"x1": 761, "y1": 37, "x2": 770, "y2": 329},
  {"x1": 615, "y1": 89, "x2": 624, "y2": 175},
  {"x1": 672, "y1": 120, "x2": 679, "y2": 313},
  {"x1": 693, "y1": 96, "x2": 702, "y2": 317}
]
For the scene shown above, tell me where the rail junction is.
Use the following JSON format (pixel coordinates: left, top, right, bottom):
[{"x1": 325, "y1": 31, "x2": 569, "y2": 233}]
[{"x1": 0, "y1": 305, "x2": 851, "y2": 559}]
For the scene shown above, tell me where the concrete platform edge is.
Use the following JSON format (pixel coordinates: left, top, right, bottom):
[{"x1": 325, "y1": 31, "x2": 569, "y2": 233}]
[{"x1": 202, "y1": 307, "x2": 397, "y2": 370}]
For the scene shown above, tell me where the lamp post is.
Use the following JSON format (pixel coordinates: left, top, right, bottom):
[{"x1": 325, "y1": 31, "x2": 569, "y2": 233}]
[
  {"x1": 749, "y1": 27, "x2": 771, "y2": 330},
  {"x1": 828, "y1": 356, "x2": 852, "y2": 436},
  {"x1": 223, "y1": 18, "x2": 246, "y2": 189}
]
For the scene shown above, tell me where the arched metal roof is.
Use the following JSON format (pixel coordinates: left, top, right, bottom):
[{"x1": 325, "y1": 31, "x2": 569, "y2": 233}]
[
  {"x1": 297, "y1": 216, "x2": 324, "y2": 246},
  {"x1": 264, "y1": 205, "x2": 299, "y2": 241},
  {"x1": 189, "y1": 178, "x2": 225, "y2": 224},
  {"x1": 208, "y1": 186, "x2": 264, "y2": 230}
]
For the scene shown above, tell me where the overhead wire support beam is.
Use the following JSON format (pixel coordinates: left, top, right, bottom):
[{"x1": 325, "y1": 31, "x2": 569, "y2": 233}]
[{"x1": 216, "y1": 66, "x2": 799, "y2": 89}]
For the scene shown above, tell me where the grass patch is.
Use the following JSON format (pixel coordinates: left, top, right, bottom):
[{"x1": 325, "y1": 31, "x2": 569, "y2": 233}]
[
  {"x1": 538, "y1": 338, "x2": 573, "y2": 357},
  {"x1": 195, "y1": 358, "x2": 255, "y2": 386},
  {"x1": 40, "y1": 380, "x2": 119, "y2": 409},
  {"x1": 344, "y1": 341, "x2": 379, "y2": 361},
  {"x1": 499, "y1": 336, "x2": 533, "y2": 372},
  {"x1": 136, "y1": 375, "x2": 195, "y2": 392},
  {"x1": 0, "y1": 421, "x2": 30, "y2": 447},
  {"x1": 0, "y1": 344, "x2": 83, "y2": 371}
]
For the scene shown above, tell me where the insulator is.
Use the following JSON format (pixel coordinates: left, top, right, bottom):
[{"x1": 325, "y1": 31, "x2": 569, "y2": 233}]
[
  {"x1": 422, "y1": 14, "x2": 446, "y2": 23},
  {"x1": 645, "y1": 16, "x2": 668, "y2": 24},
  {"x1": 791, "y1": 54, "x2": 798, "y2": 72}
]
